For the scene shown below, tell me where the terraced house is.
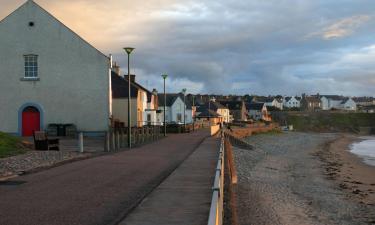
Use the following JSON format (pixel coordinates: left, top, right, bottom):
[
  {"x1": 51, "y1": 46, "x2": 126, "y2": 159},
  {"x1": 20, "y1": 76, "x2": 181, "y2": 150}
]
[{"x1": 0, "y1": 1, "x2": 111, "y2": 136}]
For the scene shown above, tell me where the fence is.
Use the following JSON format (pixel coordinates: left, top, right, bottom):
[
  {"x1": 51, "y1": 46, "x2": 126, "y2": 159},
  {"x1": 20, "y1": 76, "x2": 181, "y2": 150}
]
[
  {"x1": 105, "y1": 126, "x2": 162, "y2": 151},
  {"x1": 207, "y1": 132, "x2": 238, "y2": 225}
]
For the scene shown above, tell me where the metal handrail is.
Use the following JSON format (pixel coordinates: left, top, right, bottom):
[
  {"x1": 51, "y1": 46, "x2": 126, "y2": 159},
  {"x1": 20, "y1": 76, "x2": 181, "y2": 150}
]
[{"x1": 207, "y1": 133, "x2": 225, "y2": 225}]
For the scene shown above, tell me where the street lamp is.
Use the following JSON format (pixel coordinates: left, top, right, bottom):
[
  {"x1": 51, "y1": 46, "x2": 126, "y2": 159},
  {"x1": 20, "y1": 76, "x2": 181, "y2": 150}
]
[
  {"x1": 124, "y1": 47, "x2": 134, "y2": 148},
  {"x1": 192, "y1": 95, "x2": 195, "y2": 131},
  {"x1": 208, "y1": 96, "x2": 211, "y2": 126},
  {"x1": 182, "y1": 88, "x2": 187, "y2": 130},
  {"x1": 161, "y1": 74, "x2": 168, "y2": 136}
]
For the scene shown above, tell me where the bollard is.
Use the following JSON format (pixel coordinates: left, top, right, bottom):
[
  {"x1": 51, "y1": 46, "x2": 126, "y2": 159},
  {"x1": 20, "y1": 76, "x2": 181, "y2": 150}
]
[
  {"x1": 105, "y1": 131, "x2": 110, "y2": 152},
  {"x1": 116, "y1": 131, "x2": 120, "y2": 150},
  {"x1": 111, "y1": 130, "x2": 115, "y2": 151},
  {"x1": 79, "y1": 132, "x2": 84, "y2": 153}
]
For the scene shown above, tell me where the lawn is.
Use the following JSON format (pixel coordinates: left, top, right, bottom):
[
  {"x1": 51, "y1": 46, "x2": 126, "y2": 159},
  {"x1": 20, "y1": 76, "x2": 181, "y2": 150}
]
[{"x1": 0, "y1": 132, "x2": 27, "y2": 158}]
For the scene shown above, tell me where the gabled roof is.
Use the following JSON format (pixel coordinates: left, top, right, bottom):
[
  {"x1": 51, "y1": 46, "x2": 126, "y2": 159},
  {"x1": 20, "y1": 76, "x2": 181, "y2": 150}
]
[
  {"x1": 319, "y1": 95, "x2": 345, "y2": 101},
  {"x1": 0, "y1": 0, "x2": 108, "y2": 59},
  {"x1": 124, "y1": 76, "x2": 154, "y2": 103},
  {"x1": 111, "y1": 72, "x2": 138, "y2": 98},
  {"x1": 303, "y1": 96, "x2": 321, "y2": 103},
  {"x1": 157, "y1": 93, "x2": 192, "y2": 109}
]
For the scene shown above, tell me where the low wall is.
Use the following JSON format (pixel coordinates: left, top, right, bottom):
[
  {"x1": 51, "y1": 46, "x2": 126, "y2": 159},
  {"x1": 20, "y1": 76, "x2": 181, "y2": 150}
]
[{"x1": 230, "y1": 124, "x2": 277, "y2": 139}]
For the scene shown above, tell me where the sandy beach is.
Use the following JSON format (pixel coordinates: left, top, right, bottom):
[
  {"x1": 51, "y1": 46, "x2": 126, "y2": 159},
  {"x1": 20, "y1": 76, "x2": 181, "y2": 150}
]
[
  {"x1": 232, "y1": 132, "x2": 375, "y2": 225},
  {"x1": 317, "y1": 135, "x2": 375, "y2": 206}
]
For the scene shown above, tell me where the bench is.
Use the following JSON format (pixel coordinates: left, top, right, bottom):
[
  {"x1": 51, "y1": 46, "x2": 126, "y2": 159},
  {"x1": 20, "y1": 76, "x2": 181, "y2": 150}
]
[{"x1": 33, "y1": 131, "x2": 60, "y2": 151}]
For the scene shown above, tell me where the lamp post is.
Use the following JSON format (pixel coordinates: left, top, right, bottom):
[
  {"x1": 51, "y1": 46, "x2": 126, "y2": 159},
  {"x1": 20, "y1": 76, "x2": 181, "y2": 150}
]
[
  {"x1": 124, "y1": 47, "x2": 135, "y2": 148},
  {"x1": 161, "y1": 74, "x2": 168, "y2": 136},
  {"x1": 208, "y1": 97, "x2": 211, "y2": 126},
  {"x1": 192, "y1": 95, "x2": 195, "y2": 131},
  {"x1": 182, "y1": 88, "x2": 187, "y2": 130}
]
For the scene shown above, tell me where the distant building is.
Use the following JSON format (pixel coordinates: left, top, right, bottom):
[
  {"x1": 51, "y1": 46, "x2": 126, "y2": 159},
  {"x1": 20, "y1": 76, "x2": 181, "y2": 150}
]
[
  {"x1": 252, "y1": 96, "x2": 283, "y2": 110},
  {"x1": 195, "y1": 101, "x2": 231, "y2": 123},
  {"x1": 300, "y1": 95, "x2": 321, "y2": 111},
  {"x1": 353, "y1": 97, "x2": 375, "y2": 106},
  {"x1": 218, "y1": 100, "x2": 247, "y2": 121},
  {"x1": 111, "y1": 72, "x2": 159, "y2": 127},
  {"x1": 157, "y1": 93, "x2": 193, "y2": 124},
  {"x1": 246, "y1": 103, "x2": 271, "y2": 121},
  {"x1": 320, "y1": 95, "x2": 357, "y2": 111},
  {"x1": 283, "y1": 96, "x2": 301, "y2": 108}
]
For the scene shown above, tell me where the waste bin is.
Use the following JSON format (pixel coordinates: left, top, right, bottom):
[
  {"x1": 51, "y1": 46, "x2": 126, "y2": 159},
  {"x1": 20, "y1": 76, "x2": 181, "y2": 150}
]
[
  {"x1": 64, "y1": 124, "x2": 77, "y2": 137},
  {"x1": 47, "y1": 124, "x2": 58, "y2": 136}
]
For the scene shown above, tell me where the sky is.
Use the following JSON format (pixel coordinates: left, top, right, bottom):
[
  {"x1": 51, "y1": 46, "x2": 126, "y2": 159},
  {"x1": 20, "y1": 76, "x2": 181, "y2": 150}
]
[{"x1": 1, "y1": 0, "x2": 375, "y2": 96}]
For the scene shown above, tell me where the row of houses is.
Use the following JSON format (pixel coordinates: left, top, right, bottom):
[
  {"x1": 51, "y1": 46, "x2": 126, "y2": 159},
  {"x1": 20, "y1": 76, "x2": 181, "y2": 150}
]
[{"x1": 250, "y1": 94, "x2": 366, "y2": 112}]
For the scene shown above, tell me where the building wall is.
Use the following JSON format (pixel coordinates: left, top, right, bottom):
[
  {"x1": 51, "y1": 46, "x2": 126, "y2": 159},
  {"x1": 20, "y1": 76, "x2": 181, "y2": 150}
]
[
  {"x1": 112, "y1": 98, "x2": 138, "y2": 127},
  {"x1": 0, "y1": 1, "x2": 110, "y2": 134},
  {"x1": 217, "y1": 108, "x2": 230, "y2": 123},
  {"x1": 171, "y1": 97, "x2": 193, "y2": 124}
]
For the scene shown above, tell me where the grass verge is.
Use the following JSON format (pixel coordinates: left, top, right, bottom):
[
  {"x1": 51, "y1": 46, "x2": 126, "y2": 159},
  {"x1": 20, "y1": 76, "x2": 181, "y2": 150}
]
[{"x1": 0, "y1": 132, "x2": 27, "y2": 158}]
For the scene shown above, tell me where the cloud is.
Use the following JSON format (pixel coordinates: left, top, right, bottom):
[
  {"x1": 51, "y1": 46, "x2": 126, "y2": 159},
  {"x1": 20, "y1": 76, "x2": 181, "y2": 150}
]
[
  {"x1": 1, "y1": 0, "x2": 375, "y2": 96},
  {"x1": 306, "y1": 15, "x2": 371, "y2": 40}
]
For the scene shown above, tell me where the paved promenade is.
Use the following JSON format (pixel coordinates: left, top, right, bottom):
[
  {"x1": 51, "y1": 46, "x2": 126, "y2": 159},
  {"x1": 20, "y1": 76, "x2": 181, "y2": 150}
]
[
  {"x1": 120, "y1": 137, "x2": 220, "y2": 225},
  {"x1": 0, "y1": 129, "x2": 215, "y2": 225}
]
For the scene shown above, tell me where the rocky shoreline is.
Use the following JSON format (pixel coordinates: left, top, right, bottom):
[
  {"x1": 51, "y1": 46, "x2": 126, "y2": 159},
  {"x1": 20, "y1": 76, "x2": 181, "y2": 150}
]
[{"x1": 232, "y1": 132, "x2": 375, "y2": 225}]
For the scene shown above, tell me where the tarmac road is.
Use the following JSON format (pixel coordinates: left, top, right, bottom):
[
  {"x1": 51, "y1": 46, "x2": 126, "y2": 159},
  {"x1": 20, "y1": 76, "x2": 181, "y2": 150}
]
[{"x1": 0, "y1": 130, "x2": 209, "y2": 225}]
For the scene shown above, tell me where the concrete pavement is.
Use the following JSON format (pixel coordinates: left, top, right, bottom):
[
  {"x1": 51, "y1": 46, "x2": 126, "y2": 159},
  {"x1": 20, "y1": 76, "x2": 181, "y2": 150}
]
[
  {"x1": 119, "y1": 137, "x2": 220, "y2": 225},
  {"x1": 0, "y1": 129, "x2": 210, "y2": 225}
]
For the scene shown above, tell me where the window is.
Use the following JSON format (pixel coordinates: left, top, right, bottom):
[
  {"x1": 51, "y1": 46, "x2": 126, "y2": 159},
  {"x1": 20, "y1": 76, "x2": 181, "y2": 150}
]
[{"x1": 24, "y1": 55, "x2": 38, "y2": 78}]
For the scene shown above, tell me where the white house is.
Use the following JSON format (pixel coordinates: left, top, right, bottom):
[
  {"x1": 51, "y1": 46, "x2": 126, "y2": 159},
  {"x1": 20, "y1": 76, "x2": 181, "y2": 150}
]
[
  {"x1": 254, "y1": 97, "x2": 283, "y2": 110},
  {"x1": 320, "y1": 95, "x2": 357, "y2": 111},
  {"x1": 157, "y1": 94, "x2": 193, "y2": 124},
  {"x1": 0, "y1": 1, "x2": 111, "y2": 136},
  {"x1": 283, "y1": 96, "x2": 301, "y2": 108},
  {"x1": 246, "y1": 103, "x2": 270, "y2": 121}
]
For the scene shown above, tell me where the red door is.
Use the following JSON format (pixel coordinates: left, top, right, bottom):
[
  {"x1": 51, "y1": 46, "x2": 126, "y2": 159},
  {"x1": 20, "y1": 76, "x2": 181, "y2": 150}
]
[{"x1": 22, "y1": 107, "x2": 40, "y2": 136}]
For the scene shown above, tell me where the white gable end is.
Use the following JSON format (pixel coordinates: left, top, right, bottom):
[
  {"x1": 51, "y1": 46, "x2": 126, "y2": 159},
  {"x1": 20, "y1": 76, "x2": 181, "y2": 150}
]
[{"x1": 0, "y1": 1, "x2": 111, "y2": 134}]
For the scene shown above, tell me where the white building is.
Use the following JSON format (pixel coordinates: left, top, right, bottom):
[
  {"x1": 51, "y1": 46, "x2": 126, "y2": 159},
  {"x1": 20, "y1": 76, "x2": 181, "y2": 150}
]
[
  {"x1": 157, "y1": 94, "x2": 193, "y2": 124},
  {"x1": 246, "y1": 103, "x2": 270, "y2": 121},
  {"x1": 0, "y1": 1, "x2": 111, "y2": 136},
  {"x1": 283, "y1": 96, "x2": 301, "y2": 108},
  {"x1": 320, "y1": 96, "x2": 357, "y2": 111}
]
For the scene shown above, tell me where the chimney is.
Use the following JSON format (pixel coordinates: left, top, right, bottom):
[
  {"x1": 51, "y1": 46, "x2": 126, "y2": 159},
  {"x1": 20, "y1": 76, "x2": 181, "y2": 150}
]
[
  {"x1": 125, "y1": 74, "x2": 136, "y2": 83},
  {"x1": 152, "y1": 88, "x2": 158, "y2": 95},
  {"x1": 112, "y1": 62, "x2": 121, "y2": 75}
]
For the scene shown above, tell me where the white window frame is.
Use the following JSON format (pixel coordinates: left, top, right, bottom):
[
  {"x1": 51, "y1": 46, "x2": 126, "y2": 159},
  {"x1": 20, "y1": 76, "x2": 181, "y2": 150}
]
[{"x1": 24, "y1": 54, "x2": 38, "y2": 78}]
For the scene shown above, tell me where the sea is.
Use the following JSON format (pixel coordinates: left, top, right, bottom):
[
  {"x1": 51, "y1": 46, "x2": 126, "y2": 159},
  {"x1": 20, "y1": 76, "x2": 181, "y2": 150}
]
[{"x1": 350, "y1": 137, "x2": 375, "y2": 166}]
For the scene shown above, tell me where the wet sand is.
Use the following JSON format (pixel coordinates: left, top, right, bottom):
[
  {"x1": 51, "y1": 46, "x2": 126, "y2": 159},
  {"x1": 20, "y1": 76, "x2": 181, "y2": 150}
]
[
  {"x1": 317, "y1": 135, "x2": 375, "y2": 206},
  {"x1": 232, "y1": 132, "x2": 375, "y2": 225}
]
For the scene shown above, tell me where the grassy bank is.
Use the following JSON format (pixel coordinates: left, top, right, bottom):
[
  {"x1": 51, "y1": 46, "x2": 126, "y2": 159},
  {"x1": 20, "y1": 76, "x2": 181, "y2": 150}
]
[
  {"x1": 0, "y1": 132, "x2": 26, "y2": 158},
  {"x1": 285, "y1": 113, "x2": 375, "y2": 132}
]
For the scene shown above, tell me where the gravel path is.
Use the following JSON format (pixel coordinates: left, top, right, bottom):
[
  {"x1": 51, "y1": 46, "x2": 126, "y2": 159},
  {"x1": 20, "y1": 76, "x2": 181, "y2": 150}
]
[
  {"x1": 0, "y1": 151, "x2": 91, "y2": 178},
  {"x1": 233, "y1": 132, "x2": 374, "y2": 225}
]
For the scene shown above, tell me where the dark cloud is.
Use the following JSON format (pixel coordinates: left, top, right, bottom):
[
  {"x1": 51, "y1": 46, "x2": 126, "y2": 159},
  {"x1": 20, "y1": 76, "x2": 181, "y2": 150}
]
[{"x1": 2, "y1": 0, "x2": 375, "y2": 96}]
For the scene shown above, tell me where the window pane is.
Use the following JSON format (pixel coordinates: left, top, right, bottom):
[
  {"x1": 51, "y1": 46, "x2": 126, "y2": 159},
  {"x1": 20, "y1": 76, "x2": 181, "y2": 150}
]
[{"x1": 24, "y1": 55, "x2": 38, "y2": 78}]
